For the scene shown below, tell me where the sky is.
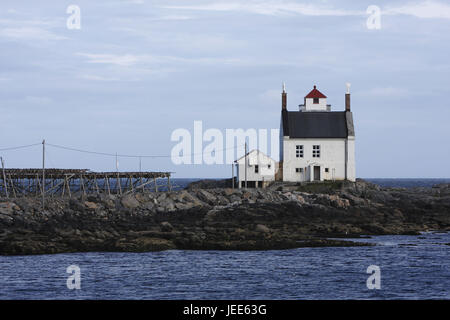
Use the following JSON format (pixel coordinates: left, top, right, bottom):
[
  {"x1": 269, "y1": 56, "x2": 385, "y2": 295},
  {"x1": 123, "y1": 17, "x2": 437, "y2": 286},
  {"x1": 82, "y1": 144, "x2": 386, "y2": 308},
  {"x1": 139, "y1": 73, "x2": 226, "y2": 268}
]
[{"x1": 0, "y1": 0, "x2": 449, "y2": 178}]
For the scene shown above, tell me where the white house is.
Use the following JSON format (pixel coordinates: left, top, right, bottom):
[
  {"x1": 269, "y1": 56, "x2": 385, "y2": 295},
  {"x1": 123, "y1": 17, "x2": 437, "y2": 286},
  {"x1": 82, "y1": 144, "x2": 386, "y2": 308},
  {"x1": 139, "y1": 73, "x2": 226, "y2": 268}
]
[
  {"x1": 235, "y1": 149, "x2": 278, "y2": 188},
  {"x1": 279, "y1": 84, "x2": 356, "y2": 182}
]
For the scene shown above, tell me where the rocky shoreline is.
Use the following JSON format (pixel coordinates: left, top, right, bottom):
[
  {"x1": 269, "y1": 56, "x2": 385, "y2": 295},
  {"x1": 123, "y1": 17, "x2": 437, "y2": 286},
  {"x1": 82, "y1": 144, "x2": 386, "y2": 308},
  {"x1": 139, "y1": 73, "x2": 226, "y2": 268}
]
[{"x1": 0, "y1": 179, "x2": 449, "y2": 255}]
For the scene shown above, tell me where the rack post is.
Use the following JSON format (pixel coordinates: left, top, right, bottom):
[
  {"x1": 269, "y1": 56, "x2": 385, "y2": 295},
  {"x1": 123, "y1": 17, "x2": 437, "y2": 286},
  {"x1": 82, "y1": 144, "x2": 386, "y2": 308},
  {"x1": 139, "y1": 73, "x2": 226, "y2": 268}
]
[
  {"x1": 244, "y1": 142, "x2": 248, "y2": 188},
  {"x1": 42, "y1": 139, "x2": 45, "y2": 210},
  {"x1": 1, "y1": 157, "x2": 8, "y2": 198},
  {"x1": 231, "y1": 163, "x2": 234, "y2": 189}
]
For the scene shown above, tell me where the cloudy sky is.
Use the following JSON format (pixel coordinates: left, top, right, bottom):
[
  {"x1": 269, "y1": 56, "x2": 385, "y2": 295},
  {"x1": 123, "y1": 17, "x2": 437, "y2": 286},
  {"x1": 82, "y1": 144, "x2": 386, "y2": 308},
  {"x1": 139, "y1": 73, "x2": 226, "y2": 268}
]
[{"x1": 0, "y1": 0, "x2": 449, "y2": 178}]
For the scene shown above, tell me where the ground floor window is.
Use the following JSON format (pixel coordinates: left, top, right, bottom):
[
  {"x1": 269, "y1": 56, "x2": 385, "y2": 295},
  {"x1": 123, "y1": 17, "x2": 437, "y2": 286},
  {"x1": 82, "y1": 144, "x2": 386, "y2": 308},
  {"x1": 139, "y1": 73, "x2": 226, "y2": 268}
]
[{"x1": 296, "y1": 168, "x2": 303, "y2": 173}]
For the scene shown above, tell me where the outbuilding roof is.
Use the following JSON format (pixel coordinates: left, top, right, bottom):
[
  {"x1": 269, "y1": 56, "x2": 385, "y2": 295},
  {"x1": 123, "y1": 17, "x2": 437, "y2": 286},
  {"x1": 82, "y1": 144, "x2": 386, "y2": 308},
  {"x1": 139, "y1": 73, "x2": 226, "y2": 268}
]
[{"x1": 234, "y1": 149, "x2": 275, "y2": 164}]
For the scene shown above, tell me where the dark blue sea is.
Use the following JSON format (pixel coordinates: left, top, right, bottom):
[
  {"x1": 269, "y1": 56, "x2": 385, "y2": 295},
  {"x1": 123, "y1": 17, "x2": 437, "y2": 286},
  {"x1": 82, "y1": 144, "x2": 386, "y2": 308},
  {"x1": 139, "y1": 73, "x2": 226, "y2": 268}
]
[
  {"x1": 0, "y1": 232, "x2": 448, "y2": 299},
  {"x1": 365, "y1": 178, "x2": 450, "y2": 189},
  {"x1": 0, "y1": 178, "x2": 448, "y2": 300}
]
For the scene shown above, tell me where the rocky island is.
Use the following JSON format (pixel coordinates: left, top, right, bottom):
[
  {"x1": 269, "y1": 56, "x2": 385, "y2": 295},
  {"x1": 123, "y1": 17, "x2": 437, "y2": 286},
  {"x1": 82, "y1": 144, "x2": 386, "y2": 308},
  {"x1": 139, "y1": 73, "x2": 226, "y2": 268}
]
[{"x1": 0, "y1": 179, "x2": 449, "y2": 255}]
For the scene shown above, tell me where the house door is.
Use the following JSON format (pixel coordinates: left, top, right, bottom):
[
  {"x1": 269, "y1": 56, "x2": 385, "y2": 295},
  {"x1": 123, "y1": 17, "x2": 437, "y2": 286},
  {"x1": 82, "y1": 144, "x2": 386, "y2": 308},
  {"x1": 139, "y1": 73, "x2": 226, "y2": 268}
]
[{"x1": 313, "y1": 166, "x2": 320, "y2": 181}]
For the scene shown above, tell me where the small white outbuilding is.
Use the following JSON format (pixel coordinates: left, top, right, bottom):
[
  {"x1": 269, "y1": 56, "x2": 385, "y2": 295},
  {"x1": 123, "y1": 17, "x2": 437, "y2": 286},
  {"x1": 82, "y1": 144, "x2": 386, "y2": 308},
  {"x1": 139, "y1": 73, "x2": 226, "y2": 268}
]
[{"x1": 235, "y1": 149, "x2": 278, "y2": 188}]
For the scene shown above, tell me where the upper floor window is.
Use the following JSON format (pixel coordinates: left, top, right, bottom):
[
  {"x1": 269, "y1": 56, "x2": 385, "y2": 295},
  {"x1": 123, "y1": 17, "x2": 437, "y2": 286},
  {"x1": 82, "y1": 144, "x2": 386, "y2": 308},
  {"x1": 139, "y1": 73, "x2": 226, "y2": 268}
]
[
  {"x1": 296, "y1": 145, "x2": 304, "y2": 158},
  {"x1": 313, "y1": 98, "x2": 319, "y2": 104},
  {"x1": 255, "y1": 165, "x2": 259, "y2": 173},
  {"x1": 313, "y1": 145, "x2": 321, "y2": 158}
]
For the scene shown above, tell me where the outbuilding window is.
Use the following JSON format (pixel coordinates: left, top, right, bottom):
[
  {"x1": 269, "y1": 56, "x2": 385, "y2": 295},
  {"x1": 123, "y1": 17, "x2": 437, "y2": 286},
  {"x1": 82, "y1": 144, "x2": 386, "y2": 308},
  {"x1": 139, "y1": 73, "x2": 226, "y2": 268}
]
[
  {"x1": 313, "y1": 145, "x2": 320, "y2": 158},
  {"x1": 313, "y1": 98, "x2": 319, "y2": 104}
]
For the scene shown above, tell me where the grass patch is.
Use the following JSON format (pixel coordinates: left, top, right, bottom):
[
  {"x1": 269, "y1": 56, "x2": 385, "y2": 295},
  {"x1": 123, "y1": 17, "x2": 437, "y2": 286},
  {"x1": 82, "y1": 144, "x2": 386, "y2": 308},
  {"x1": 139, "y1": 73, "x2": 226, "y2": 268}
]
[{"x1": 297, "y1": 181, "x2": 345, "y2": 194}]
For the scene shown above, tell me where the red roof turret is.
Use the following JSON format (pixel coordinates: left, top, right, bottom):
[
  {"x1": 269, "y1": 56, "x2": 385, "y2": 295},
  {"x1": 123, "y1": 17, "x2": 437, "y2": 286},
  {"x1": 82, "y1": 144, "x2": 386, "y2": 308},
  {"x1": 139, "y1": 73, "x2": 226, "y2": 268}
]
[{"x1": 305, "y1": 85, "x2": 327, "y2": 99}]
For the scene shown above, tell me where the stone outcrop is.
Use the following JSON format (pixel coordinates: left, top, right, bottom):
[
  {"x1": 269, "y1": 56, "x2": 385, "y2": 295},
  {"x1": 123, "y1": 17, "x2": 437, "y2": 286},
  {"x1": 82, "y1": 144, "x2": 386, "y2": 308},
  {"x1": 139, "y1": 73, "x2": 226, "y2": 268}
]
[
  {"x1": 186, "y1": 178, "x2": 234, "y2": 190},
  {"x1": 0, "y1": 180, "x2": 449, "y2": 255}
]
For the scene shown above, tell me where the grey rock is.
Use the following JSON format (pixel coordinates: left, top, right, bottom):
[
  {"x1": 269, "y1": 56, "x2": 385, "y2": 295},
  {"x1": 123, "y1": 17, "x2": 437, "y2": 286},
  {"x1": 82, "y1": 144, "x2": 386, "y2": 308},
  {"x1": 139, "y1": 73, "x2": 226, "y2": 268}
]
[
  {"x1": 69, "y1": 199, "x2": 85, "y2": 211},
  {"x1": 121, "y1": 195, "x2": 140, "y2": 209},
  {"x1": 196, "y1": 190, "x2": 217, "y2": 204},
  {"x1": 175, "y1": 202, "x2": 194, "y2": 210},
  {"x1": 255, "y1": 224, "x2": 270, "y2": 233},
  {"x1": 144, "y1": 201, "x2": 155, "y2": 211},
  {"x1": 0, "y1": 202, "x2": 19, "y2": 215},
  {"x1": 0, "y1": 213, "x2": 14, "y2": 225},
  {"x1": 160, "y1": 221, "x2": 174, "y2": 232}
]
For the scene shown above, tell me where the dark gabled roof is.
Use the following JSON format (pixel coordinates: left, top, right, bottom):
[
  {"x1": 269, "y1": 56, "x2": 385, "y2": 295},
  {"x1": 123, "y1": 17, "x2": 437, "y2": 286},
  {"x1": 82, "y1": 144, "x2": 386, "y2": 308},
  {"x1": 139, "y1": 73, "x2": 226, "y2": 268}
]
[
  {"x1": 305, "y1": 85, "x2": 327, "y2": 99},
  {"x1": 282, "y1": 111, "x2": 352, "y2": 138}
]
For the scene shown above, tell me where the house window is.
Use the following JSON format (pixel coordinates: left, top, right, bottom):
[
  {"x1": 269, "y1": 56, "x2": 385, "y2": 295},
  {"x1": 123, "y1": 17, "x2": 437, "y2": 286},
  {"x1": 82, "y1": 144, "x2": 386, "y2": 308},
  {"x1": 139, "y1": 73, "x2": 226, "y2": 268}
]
[
  {"x1": 255, "y1": 165, "x2": 259, "y2": 173},
  {"x1": 325, "y1": 168, "x2": 329, "y2": 173},
  {"x1": 296, "y1": 168, "x2": 303, "y2": 173},
  {"x1": 268, "y1": 164, "x2": 271, "y2": 169},
  {"x1": 296, "y1": 145, "x2": 304, "y2": 158},
  {"x1": 313, "y1": 98, "x2": 319, "y2": 104},
  {"x1": 313, "y1": 145, "x2": 321, "y2": 158}
]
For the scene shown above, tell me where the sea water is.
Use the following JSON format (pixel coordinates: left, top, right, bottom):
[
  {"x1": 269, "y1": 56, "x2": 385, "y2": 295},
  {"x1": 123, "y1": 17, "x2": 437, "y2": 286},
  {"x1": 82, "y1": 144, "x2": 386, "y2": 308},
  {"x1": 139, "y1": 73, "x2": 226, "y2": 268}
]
[{"x1": 0, "y1": 232, "x2": 448, "y2": 300}]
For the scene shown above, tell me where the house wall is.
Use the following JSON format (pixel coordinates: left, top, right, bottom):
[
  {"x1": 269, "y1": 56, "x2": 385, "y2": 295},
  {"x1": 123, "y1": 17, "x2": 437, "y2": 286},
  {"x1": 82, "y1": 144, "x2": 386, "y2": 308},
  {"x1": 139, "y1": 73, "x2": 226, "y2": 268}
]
[
  {"x1": 282, "y1": 137, "x2": 353, "y2": 182},
  {"x1": 346, "y1": 136, "x2": 356, "y2": 181}
]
